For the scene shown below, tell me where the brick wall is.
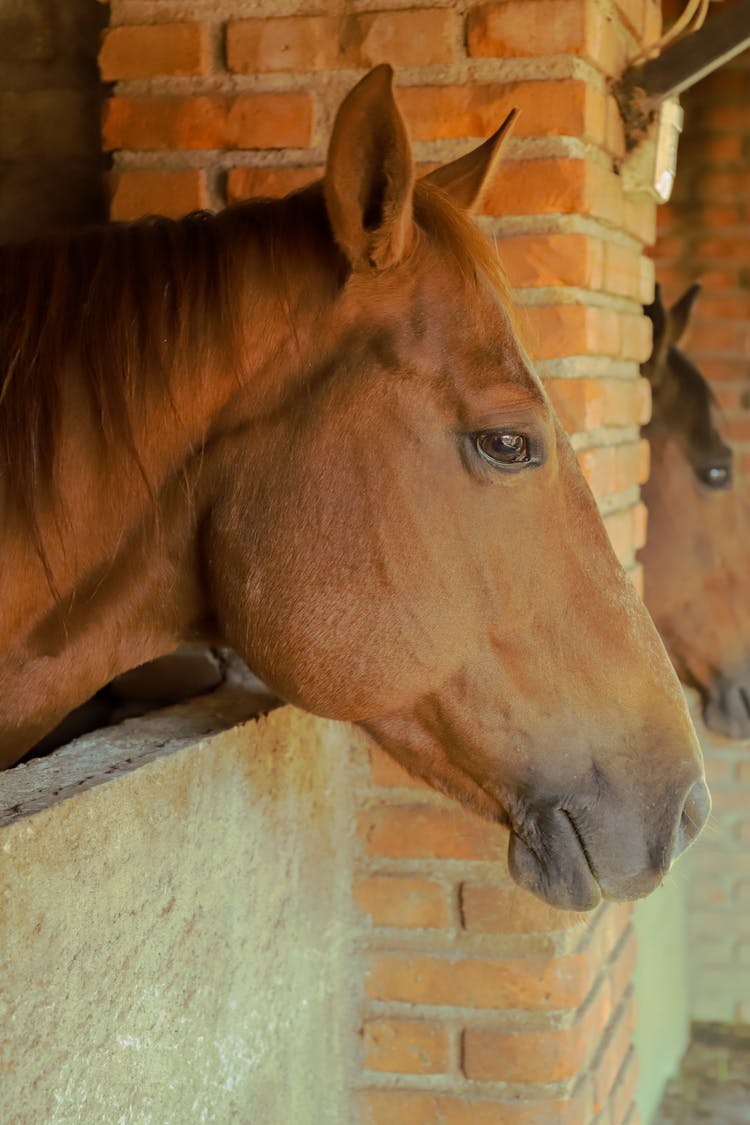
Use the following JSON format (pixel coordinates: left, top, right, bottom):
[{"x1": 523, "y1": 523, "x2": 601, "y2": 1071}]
[
  {"x1": 652, "y1": 46, "x2": 750, "y2": 1025},
  {"x1": 100, "y1": 1, "x2": 662, "y2": 1119},
  {"x1": 0, "y1": 0, "x2": 107, "y2": 241}
]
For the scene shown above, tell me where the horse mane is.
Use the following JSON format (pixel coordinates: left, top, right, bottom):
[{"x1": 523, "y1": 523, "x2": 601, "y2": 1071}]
[
  {"x1": 665, "y1": 343, "x2": 722, "y2": 451},
  {"x1": 0, "y1": 179, "x2": 513, "y2": 548},
  {"x1": 413, "y1": 180, "x2": 514, "y2": 315}
]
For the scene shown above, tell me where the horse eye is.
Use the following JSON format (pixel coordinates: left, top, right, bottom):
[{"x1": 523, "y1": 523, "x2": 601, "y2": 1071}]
[
  {"x1": 697, "y1": 464, "x2": 731, "y2": 489},
  {"x1": 475, "y1": 431, "x2": 531, "y2": 468}
]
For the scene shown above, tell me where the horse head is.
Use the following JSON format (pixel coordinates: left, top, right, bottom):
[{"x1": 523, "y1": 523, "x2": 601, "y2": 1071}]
[
  {"x1": 640, "y1": 282, "x2": 750, "y2": 738},
  {"x1": 0, "y1": 67, "x2": 708, "y2": 909},
  {"x1": 204, "y1": 68, "x2": 708, "y2": 909}
]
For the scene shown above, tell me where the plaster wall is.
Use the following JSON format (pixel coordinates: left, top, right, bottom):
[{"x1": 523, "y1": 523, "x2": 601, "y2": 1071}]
[
  {"x1": 0, "y1": 702, "x2": 358, "y2": 1124},
  {"x1": 633, "y1": 869, "x2": 690, "y2": 1124}
]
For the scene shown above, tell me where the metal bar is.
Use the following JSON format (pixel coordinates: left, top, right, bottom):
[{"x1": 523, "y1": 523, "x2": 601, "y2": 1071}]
[{"x1": 622, "y1": 0, "x2": 750, "y2": 104}]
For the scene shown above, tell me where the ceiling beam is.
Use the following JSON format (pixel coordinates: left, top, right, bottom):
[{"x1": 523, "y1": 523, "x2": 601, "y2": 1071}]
[{"x1": 616, "y1": 0, "x2": 750, "y2": 113}]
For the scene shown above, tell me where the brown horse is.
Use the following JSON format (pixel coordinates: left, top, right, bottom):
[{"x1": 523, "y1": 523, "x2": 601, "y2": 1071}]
[
  {"x1": 0, "y1": 66, "x2": 707, "y2": 909},
  {"x1": 640, "y1": 283, "x2": 750, "y2": 738}
]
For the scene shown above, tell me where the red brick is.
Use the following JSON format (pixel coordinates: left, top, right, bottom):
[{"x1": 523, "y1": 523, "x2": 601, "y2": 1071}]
[
  {"x1": 633, "y1": 500, "x2": 648, "y2": 550},
  {"x1": 498, "y1": 232, "x2": 605, "y2": 290},
  {"x1": 524, "y1": 304, "x2": 622, "y2": 360},
  {"x1": 109, "y1": 168, "x2": 208, "y2": 220},
  {"x1": 603, "y1": 377, "x2": 651, "y2": 427},
  {"x1": 467, "y1": 0, "x2": 623, "y2": 72},
  {"x1": 227, "y1": 10, "x2": 456, "y2": 73},
  {"x1": 358, "y1": 805, "x2": 505, "y2": 862},
  {"x1": 354, "y1": 876, "x2": 450, "y2": 929},
  {"x1": 679, "y1": 133, "x2": 743, "y2": 164},
  {"x1": 226, "y1": 165, "x2": 321, "y2": 203},
  {"x1": 608, "y1": 927, "x2": 638, "y2": 1004},
  {"x1": 696, "y1": 170, "x2": 750, "y2": 204},
  {"x1": 723, "y1": 417, "x2": 750, "y2": 443},
  {"x1": 546, "y1": 377, "x2": 606, "y2": 433},
  {"x1": 604, "y1": 507, "x2": 637, "y2": 564},
  {"x1": 689, "y1": 321, "x2": 743, "y2": 354},
  {"x1": 363, "y1": 1019, "x2": 450, "y2": 1074},
  {"x1": 483, "y1": 157, "x2": 587, "y2": 217},
  {"x1": 615, "y1": 439, "x2": 650, "y2": 490},
  {"x1": 621, "y1": 312, "x2": 653, "y2": 362},
  {"x1": 463, "y1": 980, "x2": 609, "y2": 1082},
  {"x1": 694, "y1": 236, "x2": 750, "y2": 265},
  {"x1": 99, "y1": 23, "x2": 209, "y2": 80},
  {"x1": 592, "y1": 993, "x2": 637, "y2": 1113},
  {"x1": 366, "y1": 951, "x2": 594, "y2": 1010},
  {"x1": 622, "y1": 194, "x2": 656, "y2": 244},
  {"x1": 460, "y1": 882, "x2": 584, "y2": 935},
  {"x1": 604, "y1": 241, "x2": 653, "y2": 302},
  {"x1": 610, "y1": 1046, "x2": 639, "y2": 1125},
  {"x1": 102, "y1": 93, "x2": 313, "y2": 151},
  {"x1": 697, "y1": 293, "x2": 750, "y2": 321},
  {"x1": 578, "y1": 445, "x2": 617, "y2": 498},
  {"x1": 399, "y1": 80, "x2": 604, "y2": 144},
  {"x1": 628, "y1": 561, "x2": 644, "y2": 597},
  {"x1": 358, "y1": 1088, "x2": 592, "y2": 1124},
  {"x1": 615, "y1": 0, "x2": 647, "y2": 39},
  {"x1": 468, "y1": 0, "x2": 584, "y2": 57},
  {"x1": 368, "y1": 745, "x2": 431, "y2": 789},
  {"x1": 551, "y1": 376, "x2": 649, "y2": 433}
]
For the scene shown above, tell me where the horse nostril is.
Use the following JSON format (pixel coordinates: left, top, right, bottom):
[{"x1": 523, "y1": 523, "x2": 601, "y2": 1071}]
[{"x1": 672, "y1": 778, "x2": 711, "y2": 864}]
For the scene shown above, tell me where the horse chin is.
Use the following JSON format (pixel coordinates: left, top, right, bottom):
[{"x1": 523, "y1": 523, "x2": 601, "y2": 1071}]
[{"x1": 507, "y1": 812, "x2": 602, "y2": 912}]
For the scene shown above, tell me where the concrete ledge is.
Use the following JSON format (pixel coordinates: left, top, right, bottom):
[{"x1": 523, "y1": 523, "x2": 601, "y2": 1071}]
[{"x1": 0, "y1": 682, "x2": 280, "y2": 828}]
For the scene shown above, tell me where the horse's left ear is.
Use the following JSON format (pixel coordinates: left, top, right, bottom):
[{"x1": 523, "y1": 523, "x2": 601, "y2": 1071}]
[
  {"x1": 324, "y1": 64, "x2": 415, "y2": 272},
  {"x1": 422, "y1": 109, "x2": 519, "y2": 213},
  {"x1": 668, "y1": 283, "x2": 701, "y2": 345}
]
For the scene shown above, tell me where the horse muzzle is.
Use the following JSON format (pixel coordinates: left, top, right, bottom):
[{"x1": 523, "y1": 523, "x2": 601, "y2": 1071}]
[
  {"x1": 702, "y1": 666, "x2": 750, "y2": 739},
  {"x1": 506, "y1": 776, "x2": 710, "y2": 911}
]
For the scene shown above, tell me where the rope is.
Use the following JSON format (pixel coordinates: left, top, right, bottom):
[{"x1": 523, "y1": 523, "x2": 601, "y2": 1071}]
[{"x1": 633, "y1": 0, "x2": 713, "y2": 62}]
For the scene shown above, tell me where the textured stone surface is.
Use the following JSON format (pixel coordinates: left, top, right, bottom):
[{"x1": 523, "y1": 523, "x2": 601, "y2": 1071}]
[{"x1": 0, "y1": 704, "x2": 358, "y2": 1124}]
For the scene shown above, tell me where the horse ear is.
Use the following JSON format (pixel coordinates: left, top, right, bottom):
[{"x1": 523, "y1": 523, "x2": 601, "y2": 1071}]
[
  {"x1": 667, "y1": 283, "x2": 701, "y2": 345},
  {"x1": 324, "y1": 64, "x2": 415, "y2": 272},
  {"x1": 422, "y1": 109, "x2": 519, "y2": 213},
  {"x1": 643, "y1": 283, "x2": 669, "y2": 381}
]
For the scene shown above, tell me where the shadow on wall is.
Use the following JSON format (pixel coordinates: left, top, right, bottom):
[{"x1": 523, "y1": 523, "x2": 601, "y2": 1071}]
[{"x1": 0, "y1": 0, "x2": 108, "y2": 241}]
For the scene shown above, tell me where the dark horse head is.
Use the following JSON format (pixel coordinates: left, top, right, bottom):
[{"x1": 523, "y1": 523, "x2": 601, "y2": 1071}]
[
  {"x1": 640, "y1": 282, "x2": 750, "y2": 738},
  {"x1": 0, "y1": 68, "x2": 708, "y2": 908}
]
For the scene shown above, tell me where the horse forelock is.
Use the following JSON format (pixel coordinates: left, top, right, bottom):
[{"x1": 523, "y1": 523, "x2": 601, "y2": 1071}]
[
  {"x1": 661, "y1": 345, "x2": 726, "y2": 465},
  {"x1": 412, "y1": 180, "x2": 516, "y2": 324}
]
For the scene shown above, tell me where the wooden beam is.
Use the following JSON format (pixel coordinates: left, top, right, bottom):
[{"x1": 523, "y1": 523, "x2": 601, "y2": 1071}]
[{"x1": 618, "y1": 0, "x2": 750, "y2": 106}]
